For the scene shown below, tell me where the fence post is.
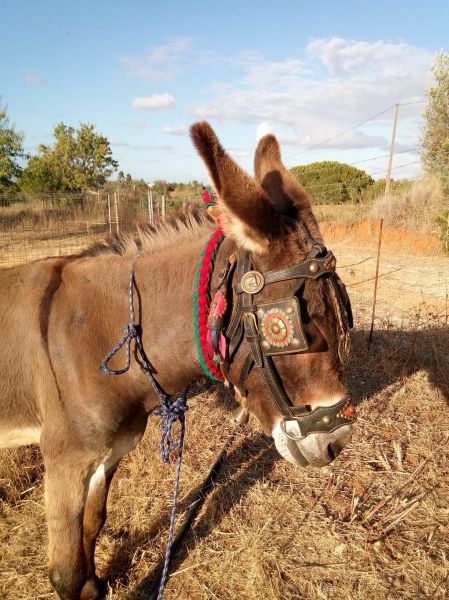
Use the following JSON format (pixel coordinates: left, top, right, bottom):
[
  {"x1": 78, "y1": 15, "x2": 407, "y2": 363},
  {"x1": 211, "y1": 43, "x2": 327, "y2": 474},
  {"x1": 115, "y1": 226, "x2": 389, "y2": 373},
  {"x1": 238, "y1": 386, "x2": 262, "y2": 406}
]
[
  {"x1": 148, "y1": 188, "x2": 154, "y2": 224},
  {"x1": 107, "y1": 193, "x2": 112, "y2": 233},
  {"x1": 368, "y1": 218, "x2": 384, "y2": 348},
  {"x1": 161, "y1": 194, "x2": 166, "y2": 219},
  {"x1": 114, "y1": 192, "x2": 120, "y2": 233}
]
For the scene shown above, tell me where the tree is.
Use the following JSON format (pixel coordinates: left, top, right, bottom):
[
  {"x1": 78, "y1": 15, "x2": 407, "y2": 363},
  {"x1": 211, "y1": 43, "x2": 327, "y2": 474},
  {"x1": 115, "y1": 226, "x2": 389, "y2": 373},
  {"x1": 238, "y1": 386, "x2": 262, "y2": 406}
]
[
  {"x1": 20, "y1": 122, "x2": 118, "y2": 192},
  {"x1": 290, "y1": 161, "x2": 374, "y2": 204},
  {"x1": 0, "y1": 99, "x2": 25, "y2": 191},
  {"x1": 422, "y1": 51, "x2": 449, "y2": 194}
]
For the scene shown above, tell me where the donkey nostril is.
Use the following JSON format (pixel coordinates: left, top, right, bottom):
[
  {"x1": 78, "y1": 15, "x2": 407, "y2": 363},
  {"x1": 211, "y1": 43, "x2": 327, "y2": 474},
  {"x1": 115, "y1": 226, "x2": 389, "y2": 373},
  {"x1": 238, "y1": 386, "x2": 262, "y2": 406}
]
[{"x1": 327, "y1": 443, "x2": 341, "y2": 462}]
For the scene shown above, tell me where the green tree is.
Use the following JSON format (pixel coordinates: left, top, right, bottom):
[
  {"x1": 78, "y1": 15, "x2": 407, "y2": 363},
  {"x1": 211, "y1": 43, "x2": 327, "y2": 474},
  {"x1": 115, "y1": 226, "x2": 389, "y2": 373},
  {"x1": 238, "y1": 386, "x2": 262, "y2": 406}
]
[
  {"x1": 0, "y1": 100, "x2": 25, "y2": 191},
  {"x1": 20, "y1": 122, "x2": 118, "y2": 192},
  {"x1": 422, "y1": 51, "x2": 449, "y2": 194},
  {"x1": 290, "y1": 161, "x2": 374, "y2": 204}
]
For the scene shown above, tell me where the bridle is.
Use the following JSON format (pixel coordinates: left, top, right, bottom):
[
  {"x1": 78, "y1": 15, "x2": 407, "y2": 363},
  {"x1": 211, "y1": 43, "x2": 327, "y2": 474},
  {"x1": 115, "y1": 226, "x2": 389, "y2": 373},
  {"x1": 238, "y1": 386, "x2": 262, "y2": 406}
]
[{"x1": 207, "y1": 223, "x2": 355, "y2": 439}]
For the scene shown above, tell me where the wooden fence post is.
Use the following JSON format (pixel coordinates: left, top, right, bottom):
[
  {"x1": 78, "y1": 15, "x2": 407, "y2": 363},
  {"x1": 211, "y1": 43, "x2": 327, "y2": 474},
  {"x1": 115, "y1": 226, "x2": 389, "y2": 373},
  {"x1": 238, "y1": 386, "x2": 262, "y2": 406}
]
[
  {"x1": 107, "y1": 193, "x2": 112, "y2": 233},
  {"x1": 148, "y1": 188, "x2": 154, "y2": 224},
  {"x1": 368, "y1": 218, "x2": 384, "y2": 347},
  {"x1": 161, "y1": 194, "x2": 166, "y2": 219},
  {"x1": 114, "y1": 192, "x2": 120, "y2": 233}
]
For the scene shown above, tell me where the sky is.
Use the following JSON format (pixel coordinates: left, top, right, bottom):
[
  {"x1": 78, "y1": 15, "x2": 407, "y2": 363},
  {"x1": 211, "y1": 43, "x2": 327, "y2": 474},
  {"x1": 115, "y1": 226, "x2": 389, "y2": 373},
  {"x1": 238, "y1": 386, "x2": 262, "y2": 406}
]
[{"x1": 1, "y1": 0, "x2": 448, "y2": 184}]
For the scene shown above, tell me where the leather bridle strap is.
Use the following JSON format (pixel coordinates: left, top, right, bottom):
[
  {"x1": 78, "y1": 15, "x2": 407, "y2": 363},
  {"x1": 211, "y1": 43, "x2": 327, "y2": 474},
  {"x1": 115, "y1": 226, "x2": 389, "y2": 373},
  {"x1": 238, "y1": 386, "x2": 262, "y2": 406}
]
[
  {"x1": 238, "y1": 339, "x2": 354, "y2": 437},
  {"x1": 225, "y1": 243, "x2": 354, "y2": 434},
  {"x1": 234, "y1": 251, "x2": 337, "y2": 294}
]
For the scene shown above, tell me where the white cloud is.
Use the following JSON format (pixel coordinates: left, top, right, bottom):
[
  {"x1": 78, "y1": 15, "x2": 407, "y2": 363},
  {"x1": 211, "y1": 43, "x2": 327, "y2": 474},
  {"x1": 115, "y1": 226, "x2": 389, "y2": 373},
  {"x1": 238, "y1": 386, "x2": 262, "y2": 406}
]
[
  {"x1": 162, "y1": 125, "x2": 188, "y2": 135},
  {"x1": 121, "y1": 37, "x2": 195, "y2": 81},
  {"x1": 24, "y1": 72, "x2": 45, "y2": 84},
  {"x1": 256, "y1": 122, "x2": 272, "y2": 140},
  {"x1": 192, "y1": 38, "x2": 432, "y2": 154},
  {"x1": 306, "y1": 38, "x2": 429, "y2": 77},
  {"x1": 132, "y1": 94, "x2": 175, "y2": 110}
]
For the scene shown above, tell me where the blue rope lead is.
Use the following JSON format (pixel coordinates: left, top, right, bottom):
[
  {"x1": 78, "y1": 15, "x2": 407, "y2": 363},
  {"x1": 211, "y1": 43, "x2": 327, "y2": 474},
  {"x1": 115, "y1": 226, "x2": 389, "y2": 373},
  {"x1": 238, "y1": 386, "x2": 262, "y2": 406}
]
[
  {"x1": 154, "y1": 404, "x2": 186, "y2": 600},
  {"x1": 100, "y1": 266, "x2": 189, "y2": 599}
]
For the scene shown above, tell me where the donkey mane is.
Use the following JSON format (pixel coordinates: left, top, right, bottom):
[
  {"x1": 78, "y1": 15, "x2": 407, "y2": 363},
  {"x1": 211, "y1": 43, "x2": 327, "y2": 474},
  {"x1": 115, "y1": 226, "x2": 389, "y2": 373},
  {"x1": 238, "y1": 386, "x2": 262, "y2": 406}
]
[{"x1": 80, "y1": 204, "x2": 214, "y2": 258}]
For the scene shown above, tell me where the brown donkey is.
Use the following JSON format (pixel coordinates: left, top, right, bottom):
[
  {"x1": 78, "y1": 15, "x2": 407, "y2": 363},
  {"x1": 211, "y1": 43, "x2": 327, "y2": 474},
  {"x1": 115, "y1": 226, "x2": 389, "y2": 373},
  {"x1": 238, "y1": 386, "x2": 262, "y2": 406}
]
[{"x1": 0, "y1": 122, "x2": 354, "y2": 599}]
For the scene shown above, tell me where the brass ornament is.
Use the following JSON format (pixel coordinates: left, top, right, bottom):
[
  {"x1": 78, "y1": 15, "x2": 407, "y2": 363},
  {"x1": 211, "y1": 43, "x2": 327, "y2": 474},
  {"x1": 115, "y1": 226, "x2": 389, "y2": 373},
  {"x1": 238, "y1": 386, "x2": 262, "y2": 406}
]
[
  {"x1": 309, "y1": 261, "x2": 319, "y2": 274},
  {"x1": 241, "y1": 270, "x2": 265, "y2": 294},
  {"x1": 256, "y1": 297, "x2": 308, "y2": 355},
  {"x1": 261, "y1": 309, "x2": 293, "y2": 348}
]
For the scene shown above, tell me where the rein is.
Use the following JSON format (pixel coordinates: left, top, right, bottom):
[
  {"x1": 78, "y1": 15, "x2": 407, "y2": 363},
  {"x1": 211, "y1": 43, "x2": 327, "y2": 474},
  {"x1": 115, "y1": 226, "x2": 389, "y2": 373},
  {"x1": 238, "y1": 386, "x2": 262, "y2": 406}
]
[{"x1": 100, "y1": 269, "x2": 189, "y2": 600}]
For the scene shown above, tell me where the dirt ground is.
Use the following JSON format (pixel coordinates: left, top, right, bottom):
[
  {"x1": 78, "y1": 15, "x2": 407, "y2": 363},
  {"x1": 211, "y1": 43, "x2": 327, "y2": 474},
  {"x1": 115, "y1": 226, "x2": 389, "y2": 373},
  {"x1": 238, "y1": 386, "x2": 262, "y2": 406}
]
[{"x1": 0, "y1": 225, "x2": 448, "y2": 599}]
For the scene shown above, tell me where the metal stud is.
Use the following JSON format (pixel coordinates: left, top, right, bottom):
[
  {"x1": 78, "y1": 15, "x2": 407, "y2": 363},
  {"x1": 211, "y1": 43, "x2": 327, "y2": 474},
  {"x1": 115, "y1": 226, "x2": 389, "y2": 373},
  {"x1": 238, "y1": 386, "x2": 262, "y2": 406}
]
[
  {"x1": 261, "y1": 340, "x2": 270, "y2": 350},
  {"x1": 286, "y1": 306, "x2": 293, "y2": 314},
  {"x1": 291, "y1": 338, "x2": 301, "y2": 347},
  {"x1": 257, "y1": 309, "x2": 264, "y2": 318},
  {"x1": 309, "y1": 261, "x2": 319, "y2": 274},
  {"x1": 321, "y1": 415, "x2": 332, "y2": 424}
]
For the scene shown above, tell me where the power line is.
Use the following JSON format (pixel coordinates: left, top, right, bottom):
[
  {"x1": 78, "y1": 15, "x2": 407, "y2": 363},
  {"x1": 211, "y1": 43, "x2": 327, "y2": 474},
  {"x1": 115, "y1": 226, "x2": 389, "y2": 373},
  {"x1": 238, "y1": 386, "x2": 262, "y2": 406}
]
[
  {"x1": 285, "y1": 100, "x2": 425, "y2": 160},
  {"x1": 369, "y1": 160, "x2": 421, "y2": 178},
  {"x1": 285, "y1": 105, "x2": 395, "y2": 159},
  {"x1": 288, "y1": 147, "x2": 418, "y2": 179},
  {"x1": 302, "y1": 161, "x2": 421, "y2": 191},
  {"x1": 398, "y1": 100, "x2": 426, "y2": 106}
]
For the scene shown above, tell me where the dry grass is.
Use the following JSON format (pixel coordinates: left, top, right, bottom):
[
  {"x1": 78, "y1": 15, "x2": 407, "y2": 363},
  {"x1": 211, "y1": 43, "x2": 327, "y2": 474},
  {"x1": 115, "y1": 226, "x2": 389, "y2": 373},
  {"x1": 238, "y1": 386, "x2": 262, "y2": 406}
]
[
  {"x1": 1, "y1": 212, "x2": 449, "y2": 599},
  {"x1": 369, "y1": 176, "x2": 445, "y2": 237},
  {"x1": 1, "y1": 282, "x2": 449, "y2": 598}
]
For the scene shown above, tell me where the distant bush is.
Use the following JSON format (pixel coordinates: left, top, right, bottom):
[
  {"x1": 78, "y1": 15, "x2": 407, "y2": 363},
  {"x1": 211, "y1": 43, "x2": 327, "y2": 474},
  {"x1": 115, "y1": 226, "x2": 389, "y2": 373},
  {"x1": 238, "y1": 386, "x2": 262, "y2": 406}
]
[
  {"x1": 435, "y1": 210, "x2": 449, "y2": 252},
  {"x1": 370, "y1": 175, "x2": 446, "y2": 242},
  {"x1": 360, "y1": 178, "x2": 414, "y2": 204},
  {"x1": 290, "y1": 161, "x2": 374, "y2": 204}
]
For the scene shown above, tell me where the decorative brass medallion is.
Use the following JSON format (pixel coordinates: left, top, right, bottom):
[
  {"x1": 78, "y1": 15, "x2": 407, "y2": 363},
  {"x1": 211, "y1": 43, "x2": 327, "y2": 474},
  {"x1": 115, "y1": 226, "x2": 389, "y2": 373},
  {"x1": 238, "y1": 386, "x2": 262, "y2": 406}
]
[
  {"x1": 241, "y1": 270, "x2": 265, "y2": 294},
  {"x1": 256, "y1": 297, "x2": 308, "y2": 355},
  {"x1": 261, "y1": 309, "x2": 294, "y2": 348}
]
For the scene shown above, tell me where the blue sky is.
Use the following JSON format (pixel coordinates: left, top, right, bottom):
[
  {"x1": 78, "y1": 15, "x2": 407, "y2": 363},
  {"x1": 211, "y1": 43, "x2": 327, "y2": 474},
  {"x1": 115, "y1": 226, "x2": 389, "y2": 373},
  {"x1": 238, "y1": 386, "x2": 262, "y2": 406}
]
[{"x1": 1, "y1": 0, "x2": 448, "y2": 183}]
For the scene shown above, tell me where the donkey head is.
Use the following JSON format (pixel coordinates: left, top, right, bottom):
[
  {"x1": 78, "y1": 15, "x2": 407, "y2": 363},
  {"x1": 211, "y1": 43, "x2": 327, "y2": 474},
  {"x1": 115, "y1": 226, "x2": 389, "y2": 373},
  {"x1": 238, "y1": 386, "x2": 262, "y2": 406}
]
[{"x1": 191, "y1": 122, "x2": 353, "y2": 468}]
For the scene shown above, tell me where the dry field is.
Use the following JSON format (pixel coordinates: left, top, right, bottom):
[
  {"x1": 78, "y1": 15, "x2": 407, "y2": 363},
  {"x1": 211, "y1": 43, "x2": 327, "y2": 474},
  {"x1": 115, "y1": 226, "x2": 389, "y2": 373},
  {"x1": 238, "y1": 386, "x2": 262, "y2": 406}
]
[{"x1": 1, "y1": 220, "x2": 448, "y2": 599}]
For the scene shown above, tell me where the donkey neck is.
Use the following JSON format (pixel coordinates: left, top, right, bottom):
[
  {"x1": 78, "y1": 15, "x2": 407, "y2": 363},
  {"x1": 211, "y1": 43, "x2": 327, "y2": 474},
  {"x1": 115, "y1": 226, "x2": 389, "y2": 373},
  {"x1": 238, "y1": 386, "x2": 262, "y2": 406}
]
[{"x1": 129, "y1": 228, "x2": 232, "y2": 395}]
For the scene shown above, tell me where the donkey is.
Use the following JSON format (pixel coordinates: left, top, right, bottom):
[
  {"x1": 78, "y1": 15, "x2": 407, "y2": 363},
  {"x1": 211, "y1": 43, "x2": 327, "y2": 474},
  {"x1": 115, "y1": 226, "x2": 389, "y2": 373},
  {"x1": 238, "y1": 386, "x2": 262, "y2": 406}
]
[{"x1": 0, "y1": 122, "x2": 354, "y2": 599}]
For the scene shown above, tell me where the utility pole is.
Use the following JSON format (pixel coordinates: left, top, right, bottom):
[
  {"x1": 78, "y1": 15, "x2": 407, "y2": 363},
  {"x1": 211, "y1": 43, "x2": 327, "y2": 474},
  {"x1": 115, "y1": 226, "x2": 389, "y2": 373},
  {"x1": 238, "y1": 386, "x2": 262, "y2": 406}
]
[{"x1": 384, "y1": 103, "x2": 400, "y2": 198}]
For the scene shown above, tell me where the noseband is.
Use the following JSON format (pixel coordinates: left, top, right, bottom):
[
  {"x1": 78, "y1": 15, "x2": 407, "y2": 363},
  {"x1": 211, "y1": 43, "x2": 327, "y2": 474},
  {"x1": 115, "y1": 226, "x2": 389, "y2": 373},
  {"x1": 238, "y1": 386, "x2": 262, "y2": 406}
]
[{"x1": 200, "y1": 224, "x2": 355, "y2": 439}]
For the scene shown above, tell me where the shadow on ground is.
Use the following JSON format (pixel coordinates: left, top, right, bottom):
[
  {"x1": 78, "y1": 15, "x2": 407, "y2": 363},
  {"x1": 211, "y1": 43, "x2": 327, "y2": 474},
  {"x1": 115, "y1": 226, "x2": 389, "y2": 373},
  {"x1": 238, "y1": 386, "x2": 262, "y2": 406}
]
[{"x1": 106, "y1": 324, "x2": 449, "y2": 598}]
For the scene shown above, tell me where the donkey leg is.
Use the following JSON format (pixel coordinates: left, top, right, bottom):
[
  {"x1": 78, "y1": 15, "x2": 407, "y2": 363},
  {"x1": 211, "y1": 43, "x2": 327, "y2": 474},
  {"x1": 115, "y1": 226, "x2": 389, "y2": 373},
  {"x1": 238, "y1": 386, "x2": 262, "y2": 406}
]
[
  {"x1": 44, "y1": 455, "x2": 93, "y2": 600},
  {"x1": 81, "y1": 413, "x2": 149, "y2": 599},
  {"x1": 80, "y1": 463, "x2": 117, "y2": 600}
]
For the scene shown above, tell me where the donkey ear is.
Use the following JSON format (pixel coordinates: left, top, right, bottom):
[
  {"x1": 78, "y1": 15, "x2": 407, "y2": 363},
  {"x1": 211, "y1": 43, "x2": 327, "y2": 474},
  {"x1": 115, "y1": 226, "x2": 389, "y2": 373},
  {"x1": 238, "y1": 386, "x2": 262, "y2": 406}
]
[
  {"x1": 254, "y1": 134, "x2": 322, "y2": 242},
  {"x1": 190, "y1": 121, "x2": 282, "y2": 254}
]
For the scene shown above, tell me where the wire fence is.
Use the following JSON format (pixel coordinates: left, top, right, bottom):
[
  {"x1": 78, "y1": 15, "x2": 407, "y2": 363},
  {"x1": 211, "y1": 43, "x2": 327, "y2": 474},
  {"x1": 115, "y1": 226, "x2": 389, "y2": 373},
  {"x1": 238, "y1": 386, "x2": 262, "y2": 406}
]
[
  {"x1": 1, "y1": 190, "x2": 448, "y2": 327},
  {"x1": 0, "y1": 190, "x2": 193, "y2": 267}
]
